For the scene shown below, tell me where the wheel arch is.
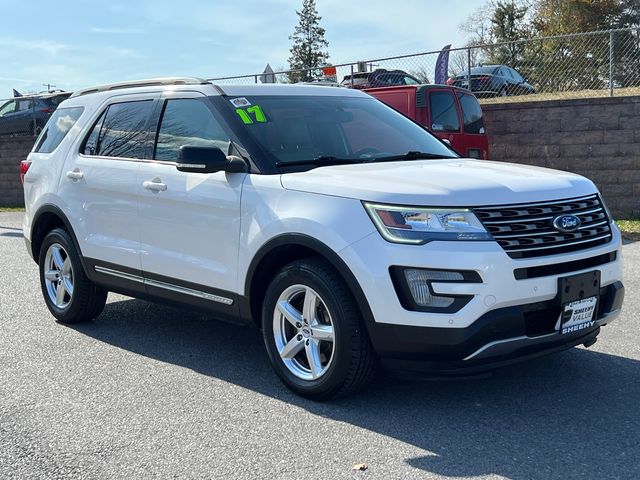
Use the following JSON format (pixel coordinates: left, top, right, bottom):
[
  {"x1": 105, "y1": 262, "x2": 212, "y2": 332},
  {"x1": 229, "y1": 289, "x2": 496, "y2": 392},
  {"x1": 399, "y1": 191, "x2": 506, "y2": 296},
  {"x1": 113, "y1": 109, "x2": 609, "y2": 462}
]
[
  {"x1": 244, "y1": 234, "x2": 375, "y2": 329},
  {"x1": 30, "y1": 204, "x2": 84, "y2": 267}
]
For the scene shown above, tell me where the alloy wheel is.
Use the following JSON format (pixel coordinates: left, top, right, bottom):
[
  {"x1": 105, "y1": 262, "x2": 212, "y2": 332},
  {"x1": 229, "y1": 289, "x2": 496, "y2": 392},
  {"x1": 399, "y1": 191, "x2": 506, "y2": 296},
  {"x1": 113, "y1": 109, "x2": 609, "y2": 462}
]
[
  {"x1": 272, "y1": 284, "x2": 336, "y2": 381},
  {"x1": 43, "y1": 243, "x2": 74, "y2": 309}
]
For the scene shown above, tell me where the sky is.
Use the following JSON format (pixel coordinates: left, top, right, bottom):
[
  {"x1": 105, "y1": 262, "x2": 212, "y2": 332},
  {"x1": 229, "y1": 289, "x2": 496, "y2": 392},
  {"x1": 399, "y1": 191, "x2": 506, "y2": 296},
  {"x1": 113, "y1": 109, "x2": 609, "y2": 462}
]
[{"x1": 0, "y1": 0, "x2": 486, "y2": 98}]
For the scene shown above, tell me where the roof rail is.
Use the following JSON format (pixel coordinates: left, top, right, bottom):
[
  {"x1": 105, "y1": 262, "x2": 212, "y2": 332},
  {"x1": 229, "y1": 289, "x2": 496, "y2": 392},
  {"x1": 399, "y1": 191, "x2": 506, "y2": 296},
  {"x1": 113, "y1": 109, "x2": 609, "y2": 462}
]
[{"x1": 70, "y1": 77, "x2": 210, "y2": 98}]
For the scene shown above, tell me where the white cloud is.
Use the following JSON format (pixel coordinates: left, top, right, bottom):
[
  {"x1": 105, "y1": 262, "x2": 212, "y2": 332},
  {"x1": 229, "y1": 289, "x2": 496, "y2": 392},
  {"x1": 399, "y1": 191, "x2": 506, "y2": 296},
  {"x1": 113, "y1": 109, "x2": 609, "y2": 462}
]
[
  {"x1": 90, "y1": 27, "x2": 146, "y2": 34},
  {"x1": 0, "y1": 37, "x2": 69, "y2": 56}
]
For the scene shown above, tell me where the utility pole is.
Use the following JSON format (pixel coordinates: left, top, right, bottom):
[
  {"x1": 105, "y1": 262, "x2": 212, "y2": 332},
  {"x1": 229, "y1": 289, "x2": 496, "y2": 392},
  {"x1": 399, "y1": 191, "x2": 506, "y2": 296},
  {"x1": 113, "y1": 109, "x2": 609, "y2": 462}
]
[{"x1": 42, "y1": 83, "x2": 56, "y2": 93}]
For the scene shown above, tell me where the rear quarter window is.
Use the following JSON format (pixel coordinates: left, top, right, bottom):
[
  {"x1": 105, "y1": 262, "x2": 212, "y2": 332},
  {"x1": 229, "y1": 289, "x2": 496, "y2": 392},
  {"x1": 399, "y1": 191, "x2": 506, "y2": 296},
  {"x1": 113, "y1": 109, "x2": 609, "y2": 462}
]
[
  {"x1": 33, "y1": 107, "x2": 84, "y2": 154},
  {"x1": 457, "y1": 93, "x2": 485, "y2": 134}
]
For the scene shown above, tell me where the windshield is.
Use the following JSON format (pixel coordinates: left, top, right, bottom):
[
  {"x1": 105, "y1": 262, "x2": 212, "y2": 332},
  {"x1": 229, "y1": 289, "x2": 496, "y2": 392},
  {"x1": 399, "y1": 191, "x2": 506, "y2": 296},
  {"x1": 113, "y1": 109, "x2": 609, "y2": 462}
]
[{"x1": 227, "y1": 95, "x2": 456, "y2": 168}]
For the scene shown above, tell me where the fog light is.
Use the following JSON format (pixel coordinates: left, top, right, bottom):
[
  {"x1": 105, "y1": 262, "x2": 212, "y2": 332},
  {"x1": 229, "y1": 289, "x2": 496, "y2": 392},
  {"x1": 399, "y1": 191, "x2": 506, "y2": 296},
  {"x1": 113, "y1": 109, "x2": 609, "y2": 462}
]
[{"x1": 404, "y1": 269, "x2": 464, "y2": 307}]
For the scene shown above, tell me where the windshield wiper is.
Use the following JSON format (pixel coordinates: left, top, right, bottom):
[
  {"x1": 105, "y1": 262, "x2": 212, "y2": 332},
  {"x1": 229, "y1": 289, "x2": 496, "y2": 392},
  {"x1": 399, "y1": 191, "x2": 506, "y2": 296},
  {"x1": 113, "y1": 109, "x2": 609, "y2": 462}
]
[
  {"x1": 276, "y1": 156, "x2": 366, "y2": 168},
  {"x1": 371, "y1": 151, "x2": 457, "y2": 162}
]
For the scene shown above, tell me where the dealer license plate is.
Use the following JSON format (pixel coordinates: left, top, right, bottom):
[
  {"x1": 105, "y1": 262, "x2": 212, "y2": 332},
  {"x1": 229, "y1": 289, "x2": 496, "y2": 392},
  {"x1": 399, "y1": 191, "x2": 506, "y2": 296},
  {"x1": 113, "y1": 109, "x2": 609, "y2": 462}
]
[
  {"x1": 560, "y1": 296, "x2": 597, "y2": 334},
  {"x1": 558, "y1": 270, "x2": 600, "y2": 335}
]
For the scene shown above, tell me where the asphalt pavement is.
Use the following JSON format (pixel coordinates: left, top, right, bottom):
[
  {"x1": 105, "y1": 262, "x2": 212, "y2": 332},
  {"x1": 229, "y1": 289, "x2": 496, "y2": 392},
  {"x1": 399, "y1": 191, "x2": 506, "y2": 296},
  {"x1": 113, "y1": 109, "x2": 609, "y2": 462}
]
[{"x1": 1, "y1": 211, "x2": 639, "y2": 480}]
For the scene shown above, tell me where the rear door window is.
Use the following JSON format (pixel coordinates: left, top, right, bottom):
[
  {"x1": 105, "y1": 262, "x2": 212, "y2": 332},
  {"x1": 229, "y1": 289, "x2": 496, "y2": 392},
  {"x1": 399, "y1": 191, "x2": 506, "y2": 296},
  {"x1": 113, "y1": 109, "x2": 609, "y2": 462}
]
[
  {"x1": 83, "y1": 100, "x2": 154, "y2": 159},
  {"x1": 16, "y1": 99, "x2": 33, "y2": 112},
  {"x1": 154, "y1": 98, "x2": 230, "y2": 161},
  {"x1": 428, "y1": 91, "x2": 460, "y2": 132},
  {"x1": 82, "y1": 111, "x2": 106, "y2": 156},
  {"x1": 457, "y1": 93, "x2": 485, "y2": 134},
  {"x1": 34, "y1": 107, "x2": 84, "y2": 153}
]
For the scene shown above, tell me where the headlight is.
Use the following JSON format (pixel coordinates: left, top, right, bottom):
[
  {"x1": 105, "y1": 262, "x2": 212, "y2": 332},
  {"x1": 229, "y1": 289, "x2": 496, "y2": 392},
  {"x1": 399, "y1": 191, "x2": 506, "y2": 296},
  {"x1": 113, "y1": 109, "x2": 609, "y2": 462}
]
[{"x1": 363, "y1": 202, "x2": 492, "y2": 244}]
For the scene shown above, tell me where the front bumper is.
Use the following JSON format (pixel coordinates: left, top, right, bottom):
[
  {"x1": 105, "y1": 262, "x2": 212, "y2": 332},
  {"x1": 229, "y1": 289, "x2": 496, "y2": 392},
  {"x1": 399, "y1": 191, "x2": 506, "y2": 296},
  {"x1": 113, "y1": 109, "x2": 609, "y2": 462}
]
[
  {"x1": 369, "y1": 281, "x2": 623, "y2": 377},
  {"x1": 339, "y1": 224, "x2": 624, "y2": 375}
]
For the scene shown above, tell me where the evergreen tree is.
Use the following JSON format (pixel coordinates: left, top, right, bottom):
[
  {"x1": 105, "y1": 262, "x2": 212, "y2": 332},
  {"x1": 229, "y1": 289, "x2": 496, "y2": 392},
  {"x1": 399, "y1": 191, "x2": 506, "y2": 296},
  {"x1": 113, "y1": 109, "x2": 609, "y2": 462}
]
[
  {"x1": 287, "y1": 0, "x2": 330, "y2": 83},
  {"x1": 490, "y1": 1, "x2": 531, "y2": 65}
]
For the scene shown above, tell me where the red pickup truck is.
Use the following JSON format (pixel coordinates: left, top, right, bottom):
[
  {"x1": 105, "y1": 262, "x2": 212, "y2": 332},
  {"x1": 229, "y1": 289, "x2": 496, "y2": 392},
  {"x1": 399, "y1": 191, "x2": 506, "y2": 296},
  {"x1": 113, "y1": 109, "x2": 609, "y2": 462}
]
[{"x1": 364, "y1": 85, "x2": 489, "y2": 159}]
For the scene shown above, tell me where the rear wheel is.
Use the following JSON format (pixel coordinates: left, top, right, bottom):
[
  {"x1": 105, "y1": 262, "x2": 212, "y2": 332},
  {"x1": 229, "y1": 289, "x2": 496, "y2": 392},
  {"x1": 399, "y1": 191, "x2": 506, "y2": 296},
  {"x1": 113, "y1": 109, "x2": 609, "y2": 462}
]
[
  {"x1": 262, "y1": 259, "x2": 377, "y2": 400},
  {"x1": 38, "y1": 228, "x2": 107, "y2": 324}
]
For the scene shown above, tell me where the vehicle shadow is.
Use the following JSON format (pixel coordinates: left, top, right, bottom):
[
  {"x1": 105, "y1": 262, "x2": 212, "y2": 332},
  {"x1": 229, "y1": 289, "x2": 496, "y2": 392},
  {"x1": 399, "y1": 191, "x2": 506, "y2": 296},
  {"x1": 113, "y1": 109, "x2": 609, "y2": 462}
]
[
  {"x1": 74, "y1": 297, "x2": 640, "y2": 479},
  {"x1": 0, "y1": 224, "x2": 23, "y2": 238}
]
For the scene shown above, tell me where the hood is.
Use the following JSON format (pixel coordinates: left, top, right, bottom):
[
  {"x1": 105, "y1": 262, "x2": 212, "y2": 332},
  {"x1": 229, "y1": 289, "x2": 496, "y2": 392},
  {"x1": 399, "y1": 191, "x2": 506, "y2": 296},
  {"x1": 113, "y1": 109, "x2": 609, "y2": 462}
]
[{"x1": 280, "y1": 159, "x2": 597, "y2": 206}]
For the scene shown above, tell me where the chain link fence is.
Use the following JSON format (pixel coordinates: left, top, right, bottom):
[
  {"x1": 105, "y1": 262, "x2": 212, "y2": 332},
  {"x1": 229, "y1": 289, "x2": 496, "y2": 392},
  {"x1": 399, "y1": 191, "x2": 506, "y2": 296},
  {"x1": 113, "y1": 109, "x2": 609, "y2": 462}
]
[
  {"x1": 1, "y1": 28, "x2": 637, "y2": 138},
  {"x1": 208, "y1": 28, "x2": 640, "y2": 104}
]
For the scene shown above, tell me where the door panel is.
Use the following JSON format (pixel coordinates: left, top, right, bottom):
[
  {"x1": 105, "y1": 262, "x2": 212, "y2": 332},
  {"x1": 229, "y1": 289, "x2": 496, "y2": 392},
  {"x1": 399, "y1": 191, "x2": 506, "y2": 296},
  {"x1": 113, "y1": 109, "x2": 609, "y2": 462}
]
[
  {"x1": 137, "y1": 162, "x2": 245, "y2": 292},
  {"x1": 137, "y1": 93, "x2": 245, "y2": 296},
  {"x1": 61, "y1": 156, "x2": 142, "y2": 269},
  {"x1": 456, "y1": 92, "x2": 489, "y2": 158}
]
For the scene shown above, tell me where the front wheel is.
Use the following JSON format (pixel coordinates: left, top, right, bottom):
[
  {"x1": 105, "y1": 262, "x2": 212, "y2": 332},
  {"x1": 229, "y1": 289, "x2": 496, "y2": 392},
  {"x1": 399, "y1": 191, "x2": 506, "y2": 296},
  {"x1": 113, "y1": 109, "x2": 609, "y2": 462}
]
[
  {"x1": 39, "y1": 228, "x2": 107, "y2": 324},
  {"x1": 262, "y1": 259, "x2": 377, "y2": 400}
]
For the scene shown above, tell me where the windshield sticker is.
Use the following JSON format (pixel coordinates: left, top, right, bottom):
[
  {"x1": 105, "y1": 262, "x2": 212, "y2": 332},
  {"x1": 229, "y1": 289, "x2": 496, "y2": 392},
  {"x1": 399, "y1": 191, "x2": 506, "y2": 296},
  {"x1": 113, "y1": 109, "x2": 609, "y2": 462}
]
[
  {"x1": 235, "y1": 105, "x2": 267, "y2": 125},
  {"x1": 229, "y1": 97, "x2": 251, "y2": 108}
]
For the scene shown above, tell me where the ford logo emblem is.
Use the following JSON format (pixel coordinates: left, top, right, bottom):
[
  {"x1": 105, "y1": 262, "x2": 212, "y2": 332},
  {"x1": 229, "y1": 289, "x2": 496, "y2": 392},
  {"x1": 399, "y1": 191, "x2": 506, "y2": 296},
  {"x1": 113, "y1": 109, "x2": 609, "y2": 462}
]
[{"x1": 553, "y1": 214, "x2": 581, "y2": 233}]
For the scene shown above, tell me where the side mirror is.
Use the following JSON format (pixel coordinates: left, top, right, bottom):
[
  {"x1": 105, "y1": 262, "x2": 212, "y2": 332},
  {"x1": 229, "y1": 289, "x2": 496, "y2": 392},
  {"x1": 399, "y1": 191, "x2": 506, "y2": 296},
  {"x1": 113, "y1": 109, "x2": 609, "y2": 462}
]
[{"x1": 176, "y1": 146, "x2": 247, "y2": 174}]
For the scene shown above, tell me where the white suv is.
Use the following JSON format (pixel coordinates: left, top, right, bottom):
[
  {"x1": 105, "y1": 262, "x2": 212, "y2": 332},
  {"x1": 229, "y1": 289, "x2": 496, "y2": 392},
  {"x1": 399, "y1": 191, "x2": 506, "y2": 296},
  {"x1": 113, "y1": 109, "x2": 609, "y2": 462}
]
[{"x1": 22, "y1": 78, "x2": 624, "y2": 399}]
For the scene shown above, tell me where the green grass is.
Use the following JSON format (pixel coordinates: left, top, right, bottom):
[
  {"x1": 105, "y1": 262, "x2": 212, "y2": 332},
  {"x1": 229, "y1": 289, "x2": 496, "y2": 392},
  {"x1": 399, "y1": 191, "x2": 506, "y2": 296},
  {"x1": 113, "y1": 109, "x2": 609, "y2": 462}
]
[
  {"x1": 617, "y1": 219, "x2": 640, "y2": 234},
  {"x1": 0, "y1": 207, "x2": 24, "y2": 212},
  {"x1": 479, "y1": 86, "x2": 640, "y2": 105}
]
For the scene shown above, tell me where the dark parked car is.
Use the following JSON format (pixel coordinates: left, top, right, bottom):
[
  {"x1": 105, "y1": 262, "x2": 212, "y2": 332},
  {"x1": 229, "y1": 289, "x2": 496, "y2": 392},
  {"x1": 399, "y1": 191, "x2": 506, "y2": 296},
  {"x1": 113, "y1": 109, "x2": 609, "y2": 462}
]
[
  {"x1": 450, "y1": 65, "x2": 535, "y2": 97},
  {"x1": 341, "y1": 69, "x2": 422, "y2": 89},
  {"x1": 0, "y1": 92, "x2": 71, "y2": 136}
]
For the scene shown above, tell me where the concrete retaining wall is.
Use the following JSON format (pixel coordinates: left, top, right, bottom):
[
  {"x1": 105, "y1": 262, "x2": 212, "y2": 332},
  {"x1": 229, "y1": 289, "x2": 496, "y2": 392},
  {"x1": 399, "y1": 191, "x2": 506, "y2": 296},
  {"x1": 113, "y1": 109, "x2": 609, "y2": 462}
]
[{"x1": 0, "y1": 137, "x2": 33, "y2": 207}]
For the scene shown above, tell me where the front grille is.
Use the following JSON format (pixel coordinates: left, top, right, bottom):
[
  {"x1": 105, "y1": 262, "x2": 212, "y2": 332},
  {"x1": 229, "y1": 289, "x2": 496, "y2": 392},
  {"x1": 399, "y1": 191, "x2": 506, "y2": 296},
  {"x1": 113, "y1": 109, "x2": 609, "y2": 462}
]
[{"x1": 474, "y1": 194, "x2": 612, "y2": 259}]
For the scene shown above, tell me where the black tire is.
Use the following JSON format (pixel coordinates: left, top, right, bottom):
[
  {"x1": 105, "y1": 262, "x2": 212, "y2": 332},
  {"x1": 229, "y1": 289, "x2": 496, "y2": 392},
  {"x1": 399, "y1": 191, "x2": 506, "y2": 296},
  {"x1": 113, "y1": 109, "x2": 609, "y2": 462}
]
[
  {"x1": 262, "y1": 258, "x2": 377, "y2": 400},
  {"x1": 38, "y1": 228, "x2": 107, "y2": 324}
]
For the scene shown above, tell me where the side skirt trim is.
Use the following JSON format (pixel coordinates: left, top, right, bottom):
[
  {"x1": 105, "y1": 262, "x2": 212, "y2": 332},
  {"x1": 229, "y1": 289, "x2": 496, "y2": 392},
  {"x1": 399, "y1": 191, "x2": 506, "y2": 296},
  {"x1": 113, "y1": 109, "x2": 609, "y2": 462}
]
[
  {"x1": 94, "y1": 265, "x2": 234, "y2": 306},
  {"x1": 95, "y1": 266, "x2": 144, "y2": 284},
  {"x1": 145, "y1": 278, "x2": 234, "y2": 305}
]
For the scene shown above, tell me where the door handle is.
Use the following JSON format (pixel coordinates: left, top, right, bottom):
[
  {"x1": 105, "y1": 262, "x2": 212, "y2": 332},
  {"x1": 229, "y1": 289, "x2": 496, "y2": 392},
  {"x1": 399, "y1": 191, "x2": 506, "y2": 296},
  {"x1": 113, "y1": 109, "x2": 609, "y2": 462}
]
[
  {"x1": 66, "y1": 169, "x2": 84, "y2": 181},
  {"x1": 143, "y1": 179, "x2": 167, "y2": 192}
]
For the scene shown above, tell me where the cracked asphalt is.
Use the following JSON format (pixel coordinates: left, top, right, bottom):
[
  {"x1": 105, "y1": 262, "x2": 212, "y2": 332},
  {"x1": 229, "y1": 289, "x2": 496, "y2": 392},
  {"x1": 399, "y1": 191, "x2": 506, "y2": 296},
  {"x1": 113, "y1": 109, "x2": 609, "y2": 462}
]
[{"x1": 1, "y1": 211, "x2": 639, "y2": 479}]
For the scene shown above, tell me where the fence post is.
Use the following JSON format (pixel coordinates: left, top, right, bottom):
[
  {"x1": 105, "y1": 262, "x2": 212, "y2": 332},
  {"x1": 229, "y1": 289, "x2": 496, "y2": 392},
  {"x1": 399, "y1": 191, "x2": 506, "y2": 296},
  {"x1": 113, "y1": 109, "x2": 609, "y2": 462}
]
[
  {"x1": 609, "y1": 30, "x2": 615, "y2": 97},
  {"x1": 467, "y1": 47, "x2": 472, "y2": 87}
]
